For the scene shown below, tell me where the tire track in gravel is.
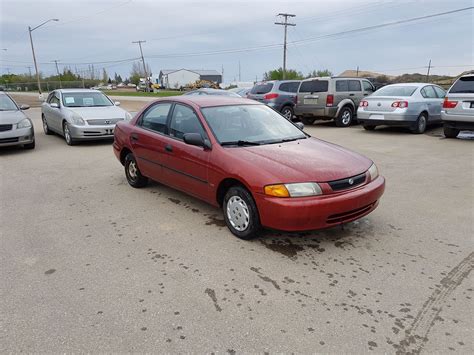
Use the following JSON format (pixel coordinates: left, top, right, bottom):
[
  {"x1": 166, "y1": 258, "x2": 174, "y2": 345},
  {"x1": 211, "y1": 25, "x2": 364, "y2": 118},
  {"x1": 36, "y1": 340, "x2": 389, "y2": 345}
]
[{"x1": 395, "y1": 252, "x2": 474, "y2": 354}]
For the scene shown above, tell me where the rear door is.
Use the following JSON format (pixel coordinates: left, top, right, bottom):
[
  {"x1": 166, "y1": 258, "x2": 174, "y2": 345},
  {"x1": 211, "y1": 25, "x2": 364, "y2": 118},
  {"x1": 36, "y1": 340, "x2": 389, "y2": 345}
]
[
  {"x1": 348, "y1": 79, "x2": 363, "y2": 106},
  {"x1": 131, "y1": 102, "x2": 172, "y2": 182},
  {"x1": 297, "y1": 79, "x2": 328, "y2": 109},
  {"x1": 335, "y1": 79, "x2": 349, "y2": 107},
  {"x1": 432, "y1": 86, "x2": 446, "y2": 122},
  {"x1": 420, "y1": 86, "x2": 441, "y2": 120},
  {"x1": 446, "y1": 76, "x2": 474, "y2": 118}
]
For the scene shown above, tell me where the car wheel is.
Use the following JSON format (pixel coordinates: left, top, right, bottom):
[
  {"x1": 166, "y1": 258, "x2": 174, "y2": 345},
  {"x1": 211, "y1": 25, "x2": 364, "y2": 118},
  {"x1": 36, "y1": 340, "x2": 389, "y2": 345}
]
[
  {"x1": 42, "y1": 115, "x2": 52, "y2": 135},
  {"x1": 281, "y1": 106, "x2": 294, "y2": 120},
  {"x1": 24, "y1": 140, "x2": 35, "y2": 149},
  {"x1": 363, "y1": 125, "x2": 376, "y2": 131},
  {"x1": 411, "y1": 113, "x2": 428, "y2": 134},
  {"x1": 223, "y1": 186, "x2": 261, "y2": 240},
  {"x1": 301, "y1": 117, "x2": 315, "y2": 125},
  {"x1": 443, "y1": 125, "x2": 460, "y2": 138},
  {"x1": 124, "y1": 153, "x2": 148, "y2": 188},
  {"x1": 335, "y1": 106, "x2": 353, "y2": 127},
  {"x1": 63, "y1": 122, "x2": 75, "y2": 146}
]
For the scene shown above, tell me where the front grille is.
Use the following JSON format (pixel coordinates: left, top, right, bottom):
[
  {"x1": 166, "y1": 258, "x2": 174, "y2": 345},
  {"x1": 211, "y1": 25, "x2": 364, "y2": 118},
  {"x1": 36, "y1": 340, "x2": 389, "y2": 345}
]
[
  {"x1": 87, "y1": 118, "x2": 123, "y2": 125},
  {"x1": 327, "y1": 202, "x2": 376, "y2": 224},
  {"x1": 328, "y1": 173, "x2": 366, "y2": 191},
  {"x1": 0, "y1": 124, "x2": 13, "y2": 132},
  {"x1": 0, "y1": 137, "x2": 19, "y2": 143}
]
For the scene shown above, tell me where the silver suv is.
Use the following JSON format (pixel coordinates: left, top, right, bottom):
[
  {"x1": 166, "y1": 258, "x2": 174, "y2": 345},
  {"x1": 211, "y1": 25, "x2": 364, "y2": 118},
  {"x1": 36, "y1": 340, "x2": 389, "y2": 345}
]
[
  {"x1": 295, "y1": 77, "x2": 375, "y2": 127},
  {"x1": 441, "y1": 73, "x2": 474, "y2": 138}
]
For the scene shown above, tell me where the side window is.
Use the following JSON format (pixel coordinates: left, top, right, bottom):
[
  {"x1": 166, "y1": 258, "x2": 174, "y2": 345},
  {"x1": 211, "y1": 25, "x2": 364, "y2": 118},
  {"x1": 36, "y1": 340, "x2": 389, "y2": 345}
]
[
  {"x1": 50, "y1": 93, "x2": 60, "y2": 105},
  {"x1": 47, "y1": 92, "x2": 54, "y2": 103},
  {"x1": 336, "y1": 80, "x2": 349, "y2": 92},
  {"x1": 433, "y1": 86, "x2": 446, "y2": 98},
  {"x1": 362, "y1": 81, "x2": 374, "y2": 92},
  {"x1": 139, "y1": 103, "x2": 172, "y2": 134},
  {"x1": 169, "y1": 104, "x2": 206, "y2": 140},
  {"x1": 348, "y1": 80, "x2": 362, "y2": 91},
  {"x1": 279, "y1": 82, "x2": 299, "y2": 93},
  {"x1": 421, "y1": 86, "x2": 437, "y2": 99}
]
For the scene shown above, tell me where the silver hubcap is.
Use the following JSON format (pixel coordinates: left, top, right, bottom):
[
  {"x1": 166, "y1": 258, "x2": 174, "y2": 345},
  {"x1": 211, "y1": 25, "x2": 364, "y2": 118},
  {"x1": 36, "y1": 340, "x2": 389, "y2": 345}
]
[
  {"x1": 43, "y1": 119, "x2": 48, "y2": 132},
  {"x1": 128, "y1": 160, "x2": 138, "y2": 180},
  {"x1": 283, "y1": 109, "x2": 292, "y2": 118},
  {"x1": 342, "y1": 110, "x2": 351, "y2": 125},
  {"x1": 64, "y1": 125, "x2": 71, "y2": 142},
  {"x1": 226, "y1": 196, "x2": 250, "y2": 232},
  {"x1": 419, "y1": 116, "x2": 426, "y2": 131}
]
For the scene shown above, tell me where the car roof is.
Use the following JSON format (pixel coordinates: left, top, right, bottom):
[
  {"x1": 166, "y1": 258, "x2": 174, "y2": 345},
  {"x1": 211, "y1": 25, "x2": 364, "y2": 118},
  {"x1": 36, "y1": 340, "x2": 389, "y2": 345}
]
[
  {"x1": 381, "y1": 83, "x2": 434, "y2": 87},
  {"x1": 161, "y1": 95, "x2": 261, "y2": 108}
]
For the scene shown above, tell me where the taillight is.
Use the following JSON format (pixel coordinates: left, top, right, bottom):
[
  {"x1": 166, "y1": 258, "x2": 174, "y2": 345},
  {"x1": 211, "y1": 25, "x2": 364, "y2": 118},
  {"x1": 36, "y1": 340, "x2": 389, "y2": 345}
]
[
  {"x1": 359, "y1": 100, "x2": 369, "y2": 107},
  {"x1": 391, "y1": 101, "x2": 408, "y2": 108},
  {"x1": 443, "y1": 97, "x2": 458, "y2": 109},
  {"x1": 326, "y1": 94, "x2": 334, "y2": 107},
  {"x1": 264, "y1": 93, "x2": 279, "y2": 100}
]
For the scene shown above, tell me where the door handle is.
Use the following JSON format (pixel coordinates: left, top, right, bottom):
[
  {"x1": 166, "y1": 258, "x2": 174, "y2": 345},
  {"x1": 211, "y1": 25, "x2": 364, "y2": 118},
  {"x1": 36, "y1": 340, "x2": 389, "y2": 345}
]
[
  {"x1": 349, "y1": 93, "x2": 355, "y2": 96},
  {"x1": 131, "y1": 133, "x2": 138, "y2": 141},
  {"x1": 165, "y1": 144, "x2": 173, "y2": 152}
]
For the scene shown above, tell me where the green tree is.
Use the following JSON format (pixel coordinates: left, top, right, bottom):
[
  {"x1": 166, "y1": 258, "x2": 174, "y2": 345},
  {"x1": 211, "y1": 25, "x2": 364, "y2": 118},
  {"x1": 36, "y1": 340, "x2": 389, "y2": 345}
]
[
  {"x1": 262, "y1": 67, "x2": 304, "y2": 81},
  {"x1": 102, "y1": 68, "x2": 109, "y2": 83},
  {"x1": 306, "y1": 69, "x2": 333, "y2": 78}
]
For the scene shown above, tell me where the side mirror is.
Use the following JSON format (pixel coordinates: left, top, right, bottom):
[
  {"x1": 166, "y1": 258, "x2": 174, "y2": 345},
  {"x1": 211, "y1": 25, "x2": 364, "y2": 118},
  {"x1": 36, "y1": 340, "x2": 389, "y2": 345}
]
[
  {"x1": 183, "y1": 133, "x2": 211, "y2": 149},
  {"x1": 114, "y1": 101, "x2": 121, "y2": 106},
  {"x1": 295, "y1": 122, "x2": 304, "y2": 130},
  {"x1": 20, "y1": 104, "x2": 30, "y2": 110},
  {"x1": 50, "y1": 102, "x2": 59, "y2": 108}
]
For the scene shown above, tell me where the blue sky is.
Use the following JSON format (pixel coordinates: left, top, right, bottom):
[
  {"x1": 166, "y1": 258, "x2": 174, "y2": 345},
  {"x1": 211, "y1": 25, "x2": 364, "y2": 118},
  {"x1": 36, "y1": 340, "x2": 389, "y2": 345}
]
[{"x1": 0, "y1": 0, "x2": 472, "y2": 82}]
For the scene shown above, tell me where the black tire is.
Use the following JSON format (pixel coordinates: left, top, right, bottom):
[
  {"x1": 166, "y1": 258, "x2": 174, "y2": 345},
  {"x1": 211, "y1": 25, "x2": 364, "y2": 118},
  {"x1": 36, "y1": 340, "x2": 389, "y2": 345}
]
[
  {"x1": 63, "y1": 122, "x2": 76, "y2": 146},
  {"x1": 280, "y1": 106, "x2": 294, "y2": 120},
  {"x1": 24, "y1": 140, "x2": 35, "y2": 149},
  {"x1": 411, "y1": 113, "x2": 428, "y2": 134},
  {"x1": 42, "y1": 115, "x2": 52, "y2": 135},
  {"x1": 443, "y1": 125, "x2": 460, "y2": 138},
  {"x1": 335, "y1": 106, "x2": 353, "y2": 127},
  {"x1": 363, "y1": 125, "x2": 376, "y2": 131},
  {"x1": 223, "y1": 186, "x2": 261, "y2": 240},
  {"x1": 301, "y1": 117, "x2": 315, "y2": 125},
  {"x1": 124, "y1": 153, "x2": 148, "y2": 188}
]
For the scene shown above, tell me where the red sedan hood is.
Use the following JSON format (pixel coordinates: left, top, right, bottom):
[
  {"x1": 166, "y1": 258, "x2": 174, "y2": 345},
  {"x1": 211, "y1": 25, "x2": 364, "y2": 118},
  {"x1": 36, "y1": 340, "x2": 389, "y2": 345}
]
[{"x1": 234, "y1": 137, "x2": 372, "y2": 182}]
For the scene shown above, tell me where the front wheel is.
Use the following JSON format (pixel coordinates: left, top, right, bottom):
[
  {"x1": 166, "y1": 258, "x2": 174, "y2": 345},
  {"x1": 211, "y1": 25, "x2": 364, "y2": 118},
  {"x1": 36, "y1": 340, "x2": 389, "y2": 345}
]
[
  {"x1": 124, "y1": 153, "x2": 148, "y2": 188},
  {"x1": 280, "y1": 106, "x2": 294, "y2": 120},
  {"x1": 411, "y1": 113, "x2": 427, "y2": 134},
  {"x1": 42, "y1": 115, "x2": 52, "y2": 135},
  {"x1": 335, "y1": 107, "x2": 353, "y2": 127},
  {"x1": 443, "y1": 125, "x2": 460, "y2": 138},
  {"x1": 223, "y1": 186, "x2": 261, "y2": 240},
  {"x1": 63, "y1": 122, "x2": 76, "y2": 145}
]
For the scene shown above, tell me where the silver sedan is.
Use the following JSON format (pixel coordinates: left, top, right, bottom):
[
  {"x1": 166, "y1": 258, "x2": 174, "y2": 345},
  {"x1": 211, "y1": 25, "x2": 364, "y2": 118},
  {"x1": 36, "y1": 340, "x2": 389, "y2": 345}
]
[
  {"x1": 0, "y1": 92, "x2": 35, "y2": 149},
  {"x1": 41, "y1": 89, "x2": 132, "y2": 145},
  {"x1": 357, "y1": 83, "x2": 446, "y2": 134}
]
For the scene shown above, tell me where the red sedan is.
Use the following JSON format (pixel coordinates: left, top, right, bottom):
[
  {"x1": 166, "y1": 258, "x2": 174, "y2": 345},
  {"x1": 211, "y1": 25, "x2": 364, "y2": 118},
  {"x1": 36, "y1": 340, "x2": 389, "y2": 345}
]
[{"x1": 113, "y1": 96, "x2": 385, "y2": 239}]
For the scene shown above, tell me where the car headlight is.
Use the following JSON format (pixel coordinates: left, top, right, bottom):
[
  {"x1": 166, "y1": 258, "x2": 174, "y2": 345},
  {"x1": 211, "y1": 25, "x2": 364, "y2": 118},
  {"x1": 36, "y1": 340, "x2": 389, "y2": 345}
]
[
  {"x1": 125, "y1": 111, "x2": 133, "y2": 121},
  {"x1": 264, "y1": 182, "x2": 322, "y2": 198},
  {"x1": 70, "y1": 112, "x2": 85, "y2": 126},
  {"x1": 17, "y1": 118, "x2": 32, "y2": 129},
  {"x1": 368, "y1": 163, "x2": 379, "y2": 181}
]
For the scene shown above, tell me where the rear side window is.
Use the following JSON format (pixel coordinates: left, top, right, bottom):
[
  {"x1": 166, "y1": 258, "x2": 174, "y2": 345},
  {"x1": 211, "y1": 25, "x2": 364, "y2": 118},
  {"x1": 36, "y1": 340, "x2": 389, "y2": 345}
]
[
  {"x1": 251, "y1": 83, "x2": 273, "y2": 94},
  {"x1": 433, "y1": 86, "x2": 446, "y2": 98},
  {"x1": 279, "y1": 82, "x2": 299, "y2": 93},
  {"x1": 336, "y1": 80, "x2": 349, "y2": 92},
  {"x1": 348, "y1": 80, "x2": 362, "y2": 91},
  {"x1": 450, "y1": 76, "x2": 474, "y2": 94},
  {"x1": 421, "y1": 86, "x2": 437, "y2": 99},
  {"x1": 299, "y1": 80, "x2": 328, "y2": 93}
]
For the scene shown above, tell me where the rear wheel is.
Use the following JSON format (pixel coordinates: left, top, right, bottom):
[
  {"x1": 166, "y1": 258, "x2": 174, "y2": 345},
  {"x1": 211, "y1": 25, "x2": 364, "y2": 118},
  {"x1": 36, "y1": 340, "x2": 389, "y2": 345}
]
[
  {"x1": 411, "y1": 113, "x2": 427, "y2": 134},
  {"x1": 223, "y1": 186, "x2": 261, "y2": 240},
  {"x1": 335, "y1": 106, "x2": 353, "y2": 127},
  {"x1": 301, "y1": 117, "x2": 315, "y2": 125},
  {"x1": 443, "y1": 125, "x2": 460, "y2": 138},
  {"x1": 280, "y1": 106, "x2": 294, "y2": 120},
  {"x1": 363, "y1": 125, "x2": 376, "y2": 131},
  {"x1": 63, "y1": 122, "x2": 76, "y2": 145},
  {"x1": 124, "y1": 153, "x2": 148, "y2": 188},
  {"x1": 42, "y1": 115, "x2": 52, "y2": 135}
]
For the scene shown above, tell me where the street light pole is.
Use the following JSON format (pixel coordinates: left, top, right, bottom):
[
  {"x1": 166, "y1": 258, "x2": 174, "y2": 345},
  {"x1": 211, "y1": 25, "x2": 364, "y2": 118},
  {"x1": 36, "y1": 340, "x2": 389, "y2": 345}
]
[{"x1": 28, "y1": 19, "x2": 59, "y2": 99}]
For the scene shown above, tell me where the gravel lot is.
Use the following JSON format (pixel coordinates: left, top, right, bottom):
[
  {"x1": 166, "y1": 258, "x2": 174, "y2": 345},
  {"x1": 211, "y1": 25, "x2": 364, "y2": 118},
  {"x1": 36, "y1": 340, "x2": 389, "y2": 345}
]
[{"x1": 1, "y1": 94, "x2": 473, "y2": 353}]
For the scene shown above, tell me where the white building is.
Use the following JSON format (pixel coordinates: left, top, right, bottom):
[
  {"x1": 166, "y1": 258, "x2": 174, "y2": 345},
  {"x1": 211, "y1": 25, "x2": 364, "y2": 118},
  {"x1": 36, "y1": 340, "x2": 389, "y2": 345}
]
[{"x1": 159, "y1": 69, "x2": 222, "y2": 89}]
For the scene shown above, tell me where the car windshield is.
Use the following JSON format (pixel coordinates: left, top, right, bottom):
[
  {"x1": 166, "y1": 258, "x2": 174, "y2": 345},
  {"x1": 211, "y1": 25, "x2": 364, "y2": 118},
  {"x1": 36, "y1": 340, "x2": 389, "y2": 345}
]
[
  {"x1": 0, "y1": 94, "x2": 18, "y2": 111},
  {"x1": 372, "y1": 86, "x2": 417, "y2": 97},
  {"x1": 450, "y1": 76, "x2": 474, "y2": 94},
  {"x1": 201, "y1": 104, "x2": 307, "y2": 146},
  {"x1": 62, "y1": 92, "x2": 113, "y2": 107}
]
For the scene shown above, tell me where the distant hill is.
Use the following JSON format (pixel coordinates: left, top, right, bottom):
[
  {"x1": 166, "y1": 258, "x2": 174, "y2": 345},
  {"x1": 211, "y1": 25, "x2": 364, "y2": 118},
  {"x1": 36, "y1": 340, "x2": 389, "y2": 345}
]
[{"x1": 338, "y1": 70, "x2": 396, "y2": 79}]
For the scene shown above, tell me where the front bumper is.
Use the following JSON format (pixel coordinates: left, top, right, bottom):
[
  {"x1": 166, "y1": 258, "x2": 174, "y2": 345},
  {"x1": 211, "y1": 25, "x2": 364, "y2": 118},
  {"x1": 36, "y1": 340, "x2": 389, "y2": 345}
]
[
  {"x1": 254, "y1": 176, "x2": 385, "y2": 231},
  {"x1": 0, "y1": 126, "x2": 34, "y2": 147},
  {"x1": 69, "y1": 124, "x2": 116, "y2": 140}
]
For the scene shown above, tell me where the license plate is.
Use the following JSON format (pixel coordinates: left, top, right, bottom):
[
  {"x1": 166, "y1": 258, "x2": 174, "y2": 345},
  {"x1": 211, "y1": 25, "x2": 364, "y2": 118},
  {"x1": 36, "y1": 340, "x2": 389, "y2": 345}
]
[
  {"x1": 304, "y1": 99, "x2": 318, "y2": 105},
  {"x1": 370, "y1": 114, "x2": 384, "y2": 120}
]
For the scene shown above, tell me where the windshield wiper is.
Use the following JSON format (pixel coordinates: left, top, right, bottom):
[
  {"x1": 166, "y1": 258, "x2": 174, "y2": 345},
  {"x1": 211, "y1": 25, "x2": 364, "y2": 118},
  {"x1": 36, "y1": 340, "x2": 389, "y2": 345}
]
[
  {"x1": 268, "y1": 136, "x2": 306, "y2": 144},
  {"x1": 221, "y1": 140, "x2": 262, "y2": 146}
]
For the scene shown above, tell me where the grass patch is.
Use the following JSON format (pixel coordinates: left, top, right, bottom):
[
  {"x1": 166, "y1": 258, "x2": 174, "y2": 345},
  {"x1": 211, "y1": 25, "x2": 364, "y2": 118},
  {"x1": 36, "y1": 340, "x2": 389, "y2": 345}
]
[{"x1": 103, "y1": 90, "x2": 183, "y2": 97}]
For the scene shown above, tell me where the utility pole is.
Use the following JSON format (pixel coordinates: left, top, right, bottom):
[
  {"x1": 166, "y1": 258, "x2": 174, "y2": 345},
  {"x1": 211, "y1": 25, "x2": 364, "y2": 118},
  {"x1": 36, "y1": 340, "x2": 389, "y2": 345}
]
[
  {"x1": 275, "y1": 13, "x2": 296, "y2": 80},
  {"x1": 27, "y1": 66, "x2": 32, "y2": 77},
  {"x1": 132, "y1": 40, "x2": 149, "y2": 92},
  {"x1": 53, "y1": 60, "x2": 62, "y2": 88},
  {"x1": 221, "y1": 64, "x2": 224, "y2": 83},
  {"x1": 238, "y1": 60, "x2": 241, "y2": 82},
  {"x1": 356, "y1": 66, "x2": 359, "y2": 77},
  {"x1": 426, "y1": 59, "x2": 432, "y2": 82}
]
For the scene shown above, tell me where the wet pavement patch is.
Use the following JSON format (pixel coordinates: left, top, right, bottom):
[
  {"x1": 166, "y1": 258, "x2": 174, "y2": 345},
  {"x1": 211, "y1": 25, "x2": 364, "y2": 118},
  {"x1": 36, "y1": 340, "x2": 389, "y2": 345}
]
[
  {"x1": 205, "y1": 288, "x2": 222, "y2": 312},
  {"x1": 259, "y1": 239, "x2": 304, "y2": 259},
  {"x1": 44, "y1": 269, "x2": 56, "y2": 275},
  {"x1": 205, "y1": 215, "x2": 226, "y2": 227}
]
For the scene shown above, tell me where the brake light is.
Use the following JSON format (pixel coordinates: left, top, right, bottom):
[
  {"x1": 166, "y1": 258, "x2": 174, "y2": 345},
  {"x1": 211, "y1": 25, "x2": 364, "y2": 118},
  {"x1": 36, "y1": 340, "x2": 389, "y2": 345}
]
[
  {"x1": 391, "y1": 101, "x2": 408, "y2": 108},
  {"x1": 359, "y1": 100, "x2": 369, "y2": 107},
  {"x1": 264, "y1": 93, "x2": 279, "y2": 100},
  {"x1": 443, "y1": 97, "x2": 458, "y2": 109},
  {"x1": 326, "y1": 94, "x2": 334, "y2": 107}
]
